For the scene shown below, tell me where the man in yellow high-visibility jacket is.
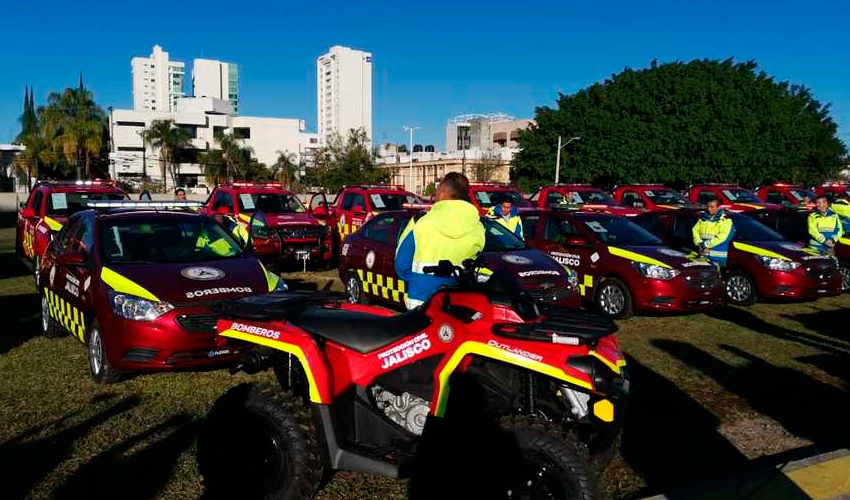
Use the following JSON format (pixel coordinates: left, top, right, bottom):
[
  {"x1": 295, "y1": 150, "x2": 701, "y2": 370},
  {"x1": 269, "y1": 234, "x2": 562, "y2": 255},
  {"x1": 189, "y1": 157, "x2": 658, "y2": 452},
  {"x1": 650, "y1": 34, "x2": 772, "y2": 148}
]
[
  {"x1": 692, "y1": 199, "x2": 735, "y2": 267},
  {"x1": 487, "y1": 195, "x2": 523, "y2": 239},
  {"x1": 808, "y1": 195, "x2": 844, "y2": 251}
]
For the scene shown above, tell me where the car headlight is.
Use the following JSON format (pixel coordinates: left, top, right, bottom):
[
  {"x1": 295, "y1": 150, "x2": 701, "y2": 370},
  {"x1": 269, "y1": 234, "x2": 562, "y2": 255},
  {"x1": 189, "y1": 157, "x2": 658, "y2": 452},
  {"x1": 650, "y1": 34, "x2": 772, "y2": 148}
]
[
  {"x1": 635, "y1": 262, "x2": 681, "y2": 280},
  {"x1": 758, "y1": 256, "x2": 800, "y2": 272},
  {"x1": 111, "y1": 293, "x2": 174, "y2": 321}
]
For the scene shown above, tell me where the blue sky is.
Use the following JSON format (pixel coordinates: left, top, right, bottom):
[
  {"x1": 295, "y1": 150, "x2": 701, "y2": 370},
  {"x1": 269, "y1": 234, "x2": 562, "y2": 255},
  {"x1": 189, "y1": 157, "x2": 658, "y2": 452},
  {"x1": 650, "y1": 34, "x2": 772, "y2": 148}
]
[{"x1": 1, "y1": 0, "x2": 848, "y2": 149}]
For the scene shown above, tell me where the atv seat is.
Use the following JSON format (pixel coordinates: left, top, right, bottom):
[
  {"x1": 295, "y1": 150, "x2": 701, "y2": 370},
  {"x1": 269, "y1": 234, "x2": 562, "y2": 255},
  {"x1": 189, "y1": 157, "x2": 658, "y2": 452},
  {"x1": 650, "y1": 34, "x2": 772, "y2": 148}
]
[{"x1": 294, "y1": 308, "x2": 432, "y2": 354}]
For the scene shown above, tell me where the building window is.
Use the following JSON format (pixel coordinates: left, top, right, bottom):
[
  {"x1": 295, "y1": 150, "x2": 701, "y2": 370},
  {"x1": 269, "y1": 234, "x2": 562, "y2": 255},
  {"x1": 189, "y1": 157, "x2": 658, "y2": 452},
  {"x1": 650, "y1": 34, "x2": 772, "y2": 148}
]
[
  {"x1": 233, "y1": 127, "x2": 250, "y2": 139},
  {"x1": 116, "y1": 121, "x2": 146, "y2": 127}
]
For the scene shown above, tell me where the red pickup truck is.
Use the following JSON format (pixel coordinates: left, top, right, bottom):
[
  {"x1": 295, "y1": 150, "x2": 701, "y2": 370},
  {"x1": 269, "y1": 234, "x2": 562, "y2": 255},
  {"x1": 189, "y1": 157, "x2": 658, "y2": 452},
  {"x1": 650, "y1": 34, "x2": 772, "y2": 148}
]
[
  {"x1": 529, "y1": 184, "x2": 641, "y2": 217},
  {"x1": 687, "y1": 184, "x2": 781, "y2": 212}
]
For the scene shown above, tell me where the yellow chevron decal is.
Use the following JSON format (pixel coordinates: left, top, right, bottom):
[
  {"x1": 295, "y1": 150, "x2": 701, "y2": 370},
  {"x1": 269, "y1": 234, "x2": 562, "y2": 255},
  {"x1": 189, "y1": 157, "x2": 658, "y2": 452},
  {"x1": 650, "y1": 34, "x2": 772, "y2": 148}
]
[
  {"x1": 101, "y1": 266, "x2": 160, "y2": 301},
  {"x1": 608, "y1": 246, "x2": 672, "y2": 269},
  {"x1": 732, "y1": 242, "x2": 790, "y2": 261}
]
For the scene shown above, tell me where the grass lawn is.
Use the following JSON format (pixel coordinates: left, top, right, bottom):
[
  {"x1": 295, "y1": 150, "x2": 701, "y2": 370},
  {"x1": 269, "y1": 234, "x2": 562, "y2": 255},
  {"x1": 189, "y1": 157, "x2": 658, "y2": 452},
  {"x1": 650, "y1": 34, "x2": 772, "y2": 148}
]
[{"x1": 1, "y1": 216, "x2": 848, "y2": 499}]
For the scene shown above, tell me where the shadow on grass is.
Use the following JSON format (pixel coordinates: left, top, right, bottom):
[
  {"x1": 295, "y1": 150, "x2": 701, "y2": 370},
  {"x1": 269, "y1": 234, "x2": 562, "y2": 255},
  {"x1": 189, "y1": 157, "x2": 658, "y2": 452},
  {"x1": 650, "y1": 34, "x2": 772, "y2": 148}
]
[
  {"x1": 782, "y1": 308, "x2": 850, "y2": 343},
  {"x1": 619, "y1": 357, "x2": 749, "y2": 497},
  {"x1": 0, "y1": 394, "x2": 140, "y2": 500},
  {"x1": 0, "y1": 292, "x2": 42, "y2": 355},
  {"x1": 52, "y1": 414, "x2": 198, "y2": 500},
  {"x1": 654, "y1": 340, "x2": 850, "y2": 453},
  {"x1": 0, "y1": 249, "x2": 30, "y2": 280},
  {"x1": 282, "y1": 278, "x2": 319, "y2": 292},
  {"x1": 707, "y1": 307, "x2": 850, "y2": 355}
]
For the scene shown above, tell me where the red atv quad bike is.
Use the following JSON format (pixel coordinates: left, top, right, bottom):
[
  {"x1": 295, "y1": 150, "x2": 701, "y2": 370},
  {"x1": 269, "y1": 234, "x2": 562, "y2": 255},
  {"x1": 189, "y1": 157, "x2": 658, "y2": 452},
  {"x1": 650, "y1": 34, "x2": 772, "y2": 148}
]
[{"x1": 197, "y1": 259, "x2": 628, "y2": 500}]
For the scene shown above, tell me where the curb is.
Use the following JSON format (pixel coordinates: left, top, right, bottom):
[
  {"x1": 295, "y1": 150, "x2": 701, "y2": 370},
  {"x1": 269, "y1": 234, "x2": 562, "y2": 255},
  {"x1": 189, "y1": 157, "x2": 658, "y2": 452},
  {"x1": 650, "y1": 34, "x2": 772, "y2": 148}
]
[{"x1": 643, "y1": 449, "x2": 850, "y2": 500}]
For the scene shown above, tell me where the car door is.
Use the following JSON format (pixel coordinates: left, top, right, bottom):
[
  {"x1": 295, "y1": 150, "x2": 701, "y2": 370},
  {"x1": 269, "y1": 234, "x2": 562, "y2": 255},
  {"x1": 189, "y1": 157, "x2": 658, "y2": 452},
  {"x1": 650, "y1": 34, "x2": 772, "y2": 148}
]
[
  {"x1": 540, "y1": 214, "x2": 597, "y2": 298},
  {"x1": 671, "y1": 213, "x2": 700, "y2": 251},
  {"x1": 308, "y1": 192, "x2": 330, "y2": 224},
  {"x1": 359, "y1": 213, "x2": 402, "y2": 304},
  {"x1": 47, "y1": 214, "x2": 92, "y2": 343},
  {"x1": 19, "y1": 189, "x2": 43, "y2": 261}
]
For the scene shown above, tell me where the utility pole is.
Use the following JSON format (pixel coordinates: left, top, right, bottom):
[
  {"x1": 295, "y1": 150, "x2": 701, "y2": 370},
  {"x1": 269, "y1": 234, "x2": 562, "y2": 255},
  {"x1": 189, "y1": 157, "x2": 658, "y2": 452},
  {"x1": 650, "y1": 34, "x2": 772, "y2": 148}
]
[
  {"x1": 138, "y1": 130, "x2": 147, "y2": 190},
  {"x1": 555, "y1": 136, "x2": 581, "y2": 184},
  {"x1": 403, "y1": 125, "x2": 419, "y2": 193}
]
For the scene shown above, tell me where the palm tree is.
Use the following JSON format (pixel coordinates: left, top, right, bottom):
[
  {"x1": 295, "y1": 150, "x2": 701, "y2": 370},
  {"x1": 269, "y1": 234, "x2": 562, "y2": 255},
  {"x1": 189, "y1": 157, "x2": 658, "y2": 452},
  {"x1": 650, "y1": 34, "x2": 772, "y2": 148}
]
[
  {"x1": 141, "y1": 119, "x2": 190, "y2": 191},
  {"x1": 41, "y1": 85, "x2": 106, "y2": 179},
  {"x1": 199, "y1": 149, "x2": 226, "y2": 186},
  {"x1": 16, "y1": 132, "x2": 56, "y2": 185},
  {"x1": 271, "y1": 150, "x2": 299, "y2": 189}
]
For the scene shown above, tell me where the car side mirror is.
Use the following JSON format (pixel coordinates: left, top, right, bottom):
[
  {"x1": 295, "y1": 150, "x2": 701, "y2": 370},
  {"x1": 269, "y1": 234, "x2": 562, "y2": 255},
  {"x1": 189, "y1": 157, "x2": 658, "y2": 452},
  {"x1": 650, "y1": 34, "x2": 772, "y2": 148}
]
[
  {"x1": 566, "y1": 236, "x2": 588, "y2": 246},
  {"x1": 57, "y1": 251, "x2": 87, "y2": 267},
  {"x1": 352, "y1": 205, "x2": 365, "y2": 214},
  {"x1": 21, "y1": 207, "x2": 36, "y2": 219},
  {"x1": 312, "y1": 204, "x2": 327, "y2": 215}
]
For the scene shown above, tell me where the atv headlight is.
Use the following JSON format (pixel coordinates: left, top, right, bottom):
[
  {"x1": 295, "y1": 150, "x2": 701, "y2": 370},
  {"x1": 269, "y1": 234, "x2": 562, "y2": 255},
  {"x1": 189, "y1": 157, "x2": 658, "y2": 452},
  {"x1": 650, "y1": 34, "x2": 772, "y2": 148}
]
[
  {"x1": 111, "y1": 293, "x2": 174, "y2": 321},
  {"x1": 758, "y1": 256, "x2": 800, "y2": 272},
  {"x1": 634, "y1": 262, "x2": 680, "y2": 280}
]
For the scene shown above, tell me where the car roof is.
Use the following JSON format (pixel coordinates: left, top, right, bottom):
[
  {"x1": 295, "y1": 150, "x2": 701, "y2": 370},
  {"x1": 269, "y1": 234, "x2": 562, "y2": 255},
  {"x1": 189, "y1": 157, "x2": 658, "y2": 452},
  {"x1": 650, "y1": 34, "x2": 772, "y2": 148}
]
[{"x1": 93, "y1": 209, "x2": 206, "y2": 221}]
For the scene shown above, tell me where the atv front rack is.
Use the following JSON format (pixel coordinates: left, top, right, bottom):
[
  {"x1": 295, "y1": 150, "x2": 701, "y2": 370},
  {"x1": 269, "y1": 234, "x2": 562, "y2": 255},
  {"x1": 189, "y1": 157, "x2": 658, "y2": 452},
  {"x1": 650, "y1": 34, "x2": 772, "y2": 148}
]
[
  {"x1": 217, "y1": 292, "x2": 349, "y2": 322},
  {"x1": 492, "y1": 308, "x2": 617, "y2": 347}
]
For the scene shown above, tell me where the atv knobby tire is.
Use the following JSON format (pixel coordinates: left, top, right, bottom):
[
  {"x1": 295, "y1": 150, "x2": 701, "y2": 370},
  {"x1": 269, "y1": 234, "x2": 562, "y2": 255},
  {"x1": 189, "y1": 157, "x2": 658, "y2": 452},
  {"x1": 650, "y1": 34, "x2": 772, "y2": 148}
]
[
  {"x1": 501, "y1": 416, "x2": 598, "y2": 500},
  {"x1": 197, "y1": 383, "x2": 323, "y2": 500}
]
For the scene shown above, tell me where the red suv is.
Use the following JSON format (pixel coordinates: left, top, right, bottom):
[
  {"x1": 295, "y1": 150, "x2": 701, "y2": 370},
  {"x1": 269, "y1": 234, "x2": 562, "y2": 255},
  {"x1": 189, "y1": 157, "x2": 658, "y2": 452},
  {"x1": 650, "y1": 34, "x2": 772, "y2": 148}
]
[
  {"x1": 17, "y1": 180, "x2": 128, "y2": 285},
  {"x1": 467, "y1": 182, "x2": 534, "y2": 215},
  {"x1": 309, "y1": 184, "x2": 421, "y2": 250},
  {"x1": 636, "y1": 209, "x2": 841, "y2": 305},
  {"x1": 755, "y1": 183, "x2": 816, "y2": 208},
  {"x1": 815, "y1": 182, "x2": 850, "y2": 203},
  {"x1": 612, "y1": 184, "x2": 696, "y2": 212},
  {"x1": 37, "y1": 203, "x2": 286, "y2": 383},
  {"x1": 520, "y1": 209, "x2": 725, "y2": 319},
  {"x1": 203, "y1": 182, "x2": 332, "y2": 269},
  {"x1": 529, "y1": 184, "x2": 641, "y2": 217},
  {"x1": 687, "y1": 184, "x2": 781, "y2": 212}
]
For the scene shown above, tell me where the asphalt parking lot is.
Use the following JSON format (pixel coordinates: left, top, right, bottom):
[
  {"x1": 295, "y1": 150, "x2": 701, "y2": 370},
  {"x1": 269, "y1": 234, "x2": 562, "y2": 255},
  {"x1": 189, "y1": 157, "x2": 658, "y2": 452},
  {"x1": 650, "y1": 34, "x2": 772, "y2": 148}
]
[{"x1": 1, "y1": 217, "x2": 849, "y2": 500}]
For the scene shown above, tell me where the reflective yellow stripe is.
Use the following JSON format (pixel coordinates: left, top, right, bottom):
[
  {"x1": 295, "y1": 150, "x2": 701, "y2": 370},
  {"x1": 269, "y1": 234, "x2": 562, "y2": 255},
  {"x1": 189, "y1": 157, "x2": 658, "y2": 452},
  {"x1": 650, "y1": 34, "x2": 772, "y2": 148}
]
[
  {"x1": 737, "y1": 203, "x2": 764, "y2": 210},
  {"x1": 433, "y1": 341, "x2": 593, "y2": 417},
  {"x1": 220, "y1": 329, "x2": 323, "y2": 403},
  {"x1": 259, "y1": 261, "x2": 280, "y2": 291},
  {"x1": 732, "y1": 242, "x2": 790, "y2": 261},
  {"x1": 43, "y1": 216, "x2": 63, "y2": 231},
  {"x1": 101, "y1": 266, "x2": 160, "y2": 301},
  {"x1": 840, "y1": 238, "x2": 850, "y2": 246},
  {"x1": 608, "y1": 246, "x2": 672, "y2": 269},
  {"x1": 590, "y1": 351, "x2": 622, "y2": 374},
  {"x1": 579, "y1": 275, "x2": 594, "y2": 296}
]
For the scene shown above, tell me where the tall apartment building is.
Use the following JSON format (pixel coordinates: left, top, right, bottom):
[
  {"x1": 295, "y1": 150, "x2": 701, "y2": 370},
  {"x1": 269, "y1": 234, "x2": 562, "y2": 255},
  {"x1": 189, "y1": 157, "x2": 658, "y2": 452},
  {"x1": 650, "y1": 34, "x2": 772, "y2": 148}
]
[
  {"x1": 192, "y1": 59, "x2": 239, "y2": 115},
  {"x1": 316, "y1": 45, "x2": 372, "y2": 145},
  {"x1": 131, "y1": 45, "x2": 185, "y2": 112}
]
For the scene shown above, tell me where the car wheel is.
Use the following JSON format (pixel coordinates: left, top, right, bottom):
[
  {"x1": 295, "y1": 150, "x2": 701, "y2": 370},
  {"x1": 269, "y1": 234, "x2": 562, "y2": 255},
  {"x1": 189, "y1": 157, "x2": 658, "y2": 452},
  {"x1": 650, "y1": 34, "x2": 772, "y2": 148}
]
[
  {"x1": 840, "y1": 264, "x2": 850, "y2": 293},
  {"x1": 40, "y1": 292, "x2": 62, "y2": 338},
  {"x1": 725, "y1": 270, "x2": 757, "y2": 306},
  {"x1": 87, "y1": 320, "x2": 121, "y2": 384},
  {"x1": 594, "y1": 278, "x2": 633, "y2": 319},
  {"x1": 197, "y1": 383, "x2": 323, "y2": 500},
  {"x1": 499, "y1": 416, "x2": 598, "y2": 500},
  {"x1": 345, "y1": 270, "x2": 368, "y2": 305}
]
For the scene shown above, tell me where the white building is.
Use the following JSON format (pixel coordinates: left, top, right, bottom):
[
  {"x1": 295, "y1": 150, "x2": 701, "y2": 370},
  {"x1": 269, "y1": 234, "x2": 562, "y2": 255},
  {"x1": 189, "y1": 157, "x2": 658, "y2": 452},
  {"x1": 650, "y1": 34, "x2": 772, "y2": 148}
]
[
  {"x1": 192, "y1": 58, "x2": 239, "y2": 115},
  {"x1": 110, "y1": 97, "x2": 310, "y2": 189},
  {"x1": 316, "y1": 45, "x2": 372, "y2": 146},
  {"x1": 131, "y1": 45, "x2": 185, "y2": 112},
  {"x1": 299, "y1": 130, "x2": 319, "y2": 168}
]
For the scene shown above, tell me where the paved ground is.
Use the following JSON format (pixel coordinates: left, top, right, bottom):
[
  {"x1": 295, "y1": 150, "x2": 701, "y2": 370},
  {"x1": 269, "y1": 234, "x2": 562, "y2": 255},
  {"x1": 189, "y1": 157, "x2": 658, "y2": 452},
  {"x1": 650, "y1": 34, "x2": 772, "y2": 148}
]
[{"x1": 1, "y1": 215, "x2": 849, "y2": 499}]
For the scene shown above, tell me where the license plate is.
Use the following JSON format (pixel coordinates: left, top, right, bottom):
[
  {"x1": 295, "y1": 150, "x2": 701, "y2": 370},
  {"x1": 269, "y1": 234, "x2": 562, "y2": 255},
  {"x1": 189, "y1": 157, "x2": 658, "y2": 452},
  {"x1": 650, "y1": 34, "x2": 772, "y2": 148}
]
[{"x1": 296, "y1": 251, "x2": 310, "y2": 260}]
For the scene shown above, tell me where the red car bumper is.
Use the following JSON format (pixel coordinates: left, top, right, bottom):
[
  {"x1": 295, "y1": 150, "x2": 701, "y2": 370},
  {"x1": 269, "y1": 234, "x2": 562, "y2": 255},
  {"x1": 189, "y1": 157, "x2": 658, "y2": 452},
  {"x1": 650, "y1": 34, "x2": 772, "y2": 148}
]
[
  {"x1": 631, "y1": 273, "x2": 725, "y2": 313},
  {"x1": 755, "y1": 267, "x2": 842, "y2": 300},
  {"x1": 100, "y1": 308, "x2": 243, "y2": 372}
]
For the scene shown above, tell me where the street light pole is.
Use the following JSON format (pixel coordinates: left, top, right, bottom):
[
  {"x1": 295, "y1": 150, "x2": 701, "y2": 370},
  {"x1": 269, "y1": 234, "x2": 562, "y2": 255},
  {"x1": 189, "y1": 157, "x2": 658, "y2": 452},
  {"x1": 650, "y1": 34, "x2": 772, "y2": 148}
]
[
  {"x1": 555, "y1": 135, "x2": 581, "y2": 184},
  {"x1": 403, "y1": 125, "x2": 419, "y2": 192}
]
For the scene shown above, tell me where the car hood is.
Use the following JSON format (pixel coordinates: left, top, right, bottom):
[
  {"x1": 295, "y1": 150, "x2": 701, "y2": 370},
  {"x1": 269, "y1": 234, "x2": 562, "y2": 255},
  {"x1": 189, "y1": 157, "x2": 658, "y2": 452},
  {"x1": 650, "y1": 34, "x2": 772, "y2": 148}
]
[
  {"x1": 652, "y1": 203, "x2": 701, "y2": 211},
  {"x1": 606, "y1": 245, "x2": 715, "y2": 270},
  {"x1": 732, "y1": 240, "x2": 836, "y2": 263},
  {"x1": 481, "y1": 249, "x2": 567, "y2": 277},
  {"x1": 725, "y1": 202, "x2": 783, "y2": 212},
  {"x1": 102, "y1": 257, "x2": 271, "y2": 304},
  {"x1": 262, "y1": 213, "x2": 319, "y2": 227}
]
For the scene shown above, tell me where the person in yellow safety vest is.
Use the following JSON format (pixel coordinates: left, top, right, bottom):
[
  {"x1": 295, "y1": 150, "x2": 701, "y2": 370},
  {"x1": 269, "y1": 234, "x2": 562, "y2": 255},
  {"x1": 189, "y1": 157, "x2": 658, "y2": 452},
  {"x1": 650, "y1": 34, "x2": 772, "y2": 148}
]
[
  {"x1": 692, "y1": 199, "x2": 736, "y2": 267},
  {"x1": 831, "y1": 198, "x2": 850, "y2": 220},
  {"x1": 395, "y1": 172, "x2": 485, "y2": 310},
  {"x1": 213, "y1": 207, "x2": 249, "y2": 247},
  {"x1": 808, "y1": 195, "x2": 844, "y2": 251},
  {"x1": 487, "y1": 194, "x2": 523, "y2": 239}
]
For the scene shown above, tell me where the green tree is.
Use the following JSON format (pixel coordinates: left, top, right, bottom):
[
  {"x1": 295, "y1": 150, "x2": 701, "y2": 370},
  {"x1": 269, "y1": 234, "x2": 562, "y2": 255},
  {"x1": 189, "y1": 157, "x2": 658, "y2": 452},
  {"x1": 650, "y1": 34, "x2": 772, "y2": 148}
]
[
  {"x1": 141, "y1": 119, "x2": 191, "y2": 191},
  {"x1": 200, "y1": 131, "x2": 267, "y2": 184},
  {"x1": 303, "y1": 128, "x2": 386, "y2": 191},
  {"x1": 514, "y1": 59, "x2": 847, "y2": 190},
  {"x1": 15, "y1": 131, "x2": 56, "y2": 185},
  {"x1": 271, "y1": 150, "x2": 300, "y2": 190}
]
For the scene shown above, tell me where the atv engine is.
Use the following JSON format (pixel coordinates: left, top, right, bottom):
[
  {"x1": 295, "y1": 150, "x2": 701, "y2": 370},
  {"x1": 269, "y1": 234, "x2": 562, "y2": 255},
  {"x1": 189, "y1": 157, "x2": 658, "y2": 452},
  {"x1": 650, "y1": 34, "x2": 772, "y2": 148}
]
[{"x1": 372, "y1": 385, "x2": 430, "y2": 435}]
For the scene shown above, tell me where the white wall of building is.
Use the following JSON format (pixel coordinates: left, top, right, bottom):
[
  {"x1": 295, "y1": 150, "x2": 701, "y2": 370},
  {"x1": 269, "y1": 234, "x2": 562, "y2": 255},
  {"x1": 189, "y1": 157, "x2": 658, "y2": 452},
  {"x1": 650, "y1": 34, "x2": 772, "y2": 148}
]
[
  {"x1": 316, "y1": 45, "x2": 372, "y2": 146},
  {"x1": 192, "y1": 58, "x2": 239, "y2": 115},
  {"x1": 131, "y1": 45, "x2": 185, "y2": 112}
]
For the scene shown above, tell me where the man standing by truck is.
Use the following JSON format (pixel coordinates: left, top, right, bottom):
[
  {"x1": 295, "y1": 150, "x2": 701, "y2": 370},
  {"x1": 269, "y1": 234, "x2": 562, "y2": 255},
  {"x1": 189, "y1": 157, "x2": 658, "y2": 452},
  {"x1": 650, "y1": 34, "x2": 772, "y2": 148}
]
[
  {"x1": 809, "y1": 195, "x2": 844, "y2": 251},
  {"x1": 488, "y1": 194, "x2": 524, "y2": 239},
  {"x1": 692, "y1": 199, "x2": 735, "y2": 267},
  {"x1": 395, "y1": 172, "x2": 485, "y2": 309}
]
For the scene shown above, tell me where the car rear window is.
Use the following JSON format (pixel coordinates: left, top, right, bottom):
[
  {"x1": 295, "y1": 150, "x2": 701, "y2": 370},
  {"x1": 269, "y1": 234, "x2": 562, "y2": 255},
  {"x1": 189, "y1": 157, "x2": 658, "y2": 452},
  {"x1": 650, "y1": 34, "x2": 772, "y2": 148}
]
[{"x1": 48, "y1": 192, "x2": 125, "y2": 216}]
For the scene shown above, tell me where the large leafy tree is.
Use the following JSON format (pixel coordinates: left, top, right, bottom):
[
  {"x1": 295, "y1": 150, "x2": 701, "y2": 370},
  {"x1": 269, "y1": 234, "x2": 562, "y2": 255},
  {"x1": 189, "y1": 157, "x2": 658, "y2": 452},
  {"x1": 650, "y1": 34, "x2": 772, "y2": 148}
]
[
  {"x1": 271, "y1": 150, "x2": 299, "y2": 190},
  {"x1": 514, "y1": 59, "x2": 847, "y2": 190},
  {"x1": 141, "y1": 119, "x2": 191, "y2": 191},
  {"x1": 41, "y1": 81, "x2": 107, "y2": 179},
  {"x1": 199, "y1": 131, "x2": 269, "y2": 185},
  {"x1": 303, "y1": 128, "x2": 386, "y2": 192}
]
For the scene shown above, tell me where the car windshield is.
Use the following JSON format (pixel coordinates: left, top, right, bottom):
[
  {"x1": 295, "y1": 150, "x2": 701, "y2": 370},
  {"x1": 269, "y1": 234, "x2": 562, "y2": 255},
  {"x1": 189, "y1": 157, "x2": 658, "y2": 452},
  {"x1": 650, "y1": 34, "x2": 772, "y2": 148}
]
[
  {"x1": 644, "y1": 188, "x2": 688, "y2": 205},
  {"x1": 482, "y1": 217, "x2": 525, "y2": 251},
  {"x1": 475, "y1": 189, "x2": 533, "y2": 208},
  {"x1": 369, "y1": 193, "x2": 409, "y2": 210},
  {"x1": 100, "y1": 217, "x2": 245, "y2": 264},
  {"x1": 731, "y1": 215, "x2": 787, "y2": 242},
  {"x1": 788, "y1": 189, "x2": 816, "y2": 202},
  {"x1": 722, "y1": 188, "x2": 761, "y2": 202},
  {"x1": 553, "y1": 190, "x2": 616, "y2": 206},
  {"x1": 48, "y1": 192, "x2": 125, "y2": 216},
  {"x1": 237, "y1": 193, "x2": 305, "y2": 213},
  {"x1": 577, "y1": 214, "x2": 662, "y2": 246}
]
